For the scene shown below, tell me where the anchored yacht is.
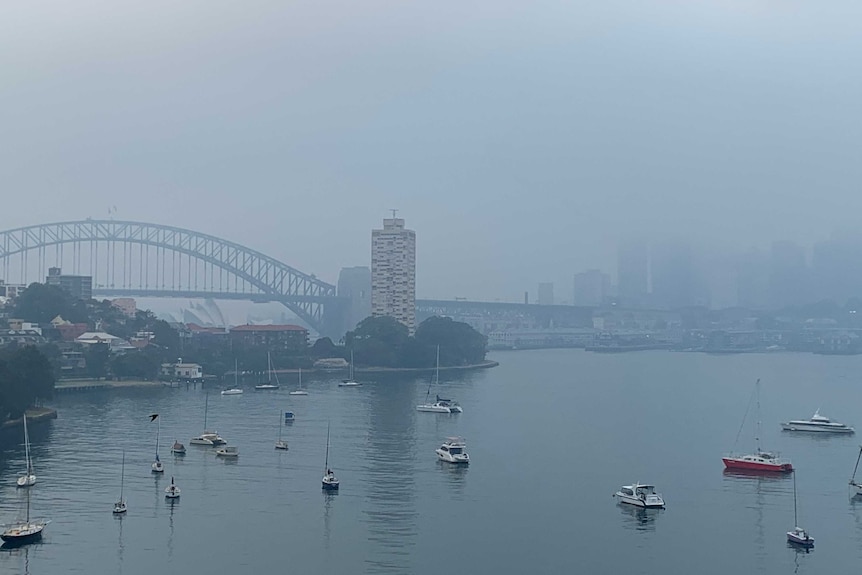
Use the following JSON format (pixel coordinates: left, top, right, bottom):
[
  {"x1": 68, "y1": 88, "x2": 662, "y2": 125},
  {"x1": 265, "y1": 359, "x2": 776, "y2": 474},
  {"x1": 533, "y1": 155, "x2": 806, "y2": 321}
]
[
  {"x1": 614, "y1": 483, "x2": 665, "y2": 509},
  {"x1": 436, "y1": 437, "x2": 470, "y2": 464},
  {"x1": 781, "y1": 410, "x2": 854, "y2": 434}
]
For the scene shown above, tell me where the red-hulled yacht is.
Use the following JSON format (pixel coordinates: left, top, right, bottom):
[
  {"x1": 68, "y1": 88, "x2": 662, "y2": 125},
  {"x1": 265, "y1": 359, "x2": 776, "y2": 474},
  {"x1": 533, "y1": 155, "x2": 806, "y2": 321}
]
[{"x1": 722, "y1": 378, "x2": 793, "y2": 474}]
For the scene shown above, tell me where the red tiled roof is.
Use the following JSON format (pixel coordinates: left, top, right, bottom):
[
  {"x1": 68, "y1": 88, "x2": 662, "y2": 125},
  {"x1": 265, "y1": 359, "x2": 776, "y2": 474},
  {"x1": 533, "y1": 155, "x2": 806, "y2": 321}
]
[{"x1": 230, "y1": 324, "x2": 307, "y2": 332}]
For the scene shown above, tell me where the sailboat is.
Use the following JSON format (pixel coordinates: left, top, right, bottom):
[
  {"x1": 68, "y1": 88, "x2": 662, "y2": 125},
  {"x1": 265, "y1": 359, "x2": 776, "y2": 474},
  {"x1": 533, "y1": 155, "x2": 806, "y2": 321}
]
[
  {"x1": 289, "y1": 367, "x2": 308, "y2": 396},
  {"x1": 338, "y1": 350, "x2": 361, "y2": 387},
  {"x1": 164, "y1": 476, "x2": 181, "y2": 499},
  {"x1": 722, "y1": 379, "x2": 793, "y2": 473},
  {"x1": 322, "y1": 422, "x2": 339, "y2": 490},
  {"x1": 417, "y1": 346, "x2": 462, "y2": 413},
  {"x1": 16, "y1": 413, "x2": 36, "y2": 487},
  {"x1": 1, "y1": 482, "x2": 49, "y2": 545},
  {"x1": 275, "y1": 411, "x2": 289, "y2": 450},
  {"x1": 849, "y1": 445, "x2": 862, "y2": 498},
  {"x1": 222, "y1": 359, "x2": 244, "y2": 395},
  {"x1": 113, "y1": 451, "x2": 127, "y2": 514},
  {"x1": 255, "y1": 352, "x2": 280, "y2": 390},
  {"x1": 786, "y1": 472, "x2": 814, "y2": 547},
  {"x1": 151, "y1": 414, "x2": 164, "y2": 473},
  {"x1": 190, "y1": 392, "x2": 226, "y2": 446}
]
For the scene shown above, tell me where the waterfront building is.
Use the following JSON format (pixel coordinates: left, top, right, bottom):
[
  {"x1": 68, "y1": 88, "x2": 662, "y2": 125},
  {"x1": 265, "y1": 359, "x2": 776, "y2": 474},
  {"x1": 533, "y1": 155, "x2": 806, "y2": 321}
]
[
  {"x1": 160, "y1": 362, "x2": 204, "y2": 381},
  {"x1": 0, "y1": 280, "x2": 26, "y2": 300},
  {"x1": 229, "y1": 324, "x2": 309, "y2": 352},
  {"x1": 46, "y1": 267, "x2": 93, "y2": 300},
  {"x1": 371, "y1": 217, "x2": 416, "y2": 333}
]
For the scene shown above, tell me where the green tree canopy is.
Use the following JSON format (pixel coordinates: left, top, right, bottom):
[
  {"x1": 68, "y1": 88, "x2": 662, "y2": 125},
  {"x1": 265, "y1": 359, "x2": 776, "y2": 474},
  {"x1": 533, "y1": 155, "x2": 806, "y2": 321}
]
[
  {"x1": 12, "y1": 283, "x2": 88, "y2": 324},
  {"x1": 0, "y1": 345, "x2": 55, "y2": 421}
]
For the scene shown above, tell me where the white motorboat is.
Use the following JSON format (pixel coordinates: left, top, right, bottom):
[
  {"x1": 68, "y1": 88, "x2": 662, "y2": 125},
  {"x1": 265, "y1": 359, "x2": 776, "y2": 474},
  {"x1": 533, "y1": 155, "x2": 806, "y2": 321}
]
[
  {"x1": 275, "y1": 411, "x2": 289, "y2": 450},
  {"x1": 339, "y1": 350, "x2": 361, "y2": 387},
  {"x1": 781, "y1": 410, "x2": 854, "y2": 434},
  {"x1": 164, "y1": 476, "x2": 181, "y2": 499},
  {"x1": 113, "y1": 451, "x2": 128, "y2": 514},
  {"x1": 849, "y1": 445, "x2": 862, "y2": 498},
  {"x1": 289, "y1": 367, "x2": 308, "y2": 395},
  {"x1": 436, "y1": 437, "x2": 470, "y2": 464},
  {"x1": 787, "y1": 472, "x2": 814, "y2": 547},
  {"x1": 322, "y1": 422, "x2": 339, "y2": 490},
  {"x1": 255, "y1": 352, "x2": 280, "y2": 390},
  {"x1": 1, "y1": 486, "x2": 48, "y2": 545},
  {"x1": 613, "y1": 483, "x2": 665, "y2": 509},
  {"x1": 215, "y1": 446, "x2": 239, "y2": 458},
  {"x1": 16, "y1": 413, "x2": 36, "y2": 487},
  {"x1": 151, "y1": 414, "x2": 164, "y2": 473},
  {"x1": 221, "y1": 388, "x2": 243, "y2": 396},
  {"x1": 417, "y1": 346, "x2": 463, "y2": 413}
]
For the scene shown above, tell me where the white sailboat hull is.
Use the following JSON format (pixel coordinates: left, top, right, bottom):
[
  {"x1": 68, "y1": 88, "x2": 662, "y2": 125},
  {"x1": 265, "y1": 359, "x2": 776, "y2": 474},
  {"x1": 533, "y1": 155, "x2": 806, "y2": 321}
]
[
  {"x1": 417, "y1": 403, "x2": 453, "y2": 413},
  {"x1": 850, "y1": 481, "x2": 862, "y2": 498},
  {"x1": 289, "y1": 390, "x2": 308, "y2": 396},
  {"x1": 16, "y1": 474, "x2": 36, "y2": 487}
]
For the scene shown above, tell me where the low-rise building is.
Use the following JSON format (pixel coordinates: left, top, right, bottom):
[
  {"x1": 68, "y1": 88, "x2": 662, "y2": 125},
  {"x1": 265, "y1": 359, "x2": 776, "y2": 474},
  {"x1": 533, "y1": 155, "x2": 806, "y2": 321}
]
[
  {"x1": 160, "y1": 362, "x2": 204, "y2": 381},
  {"x1": 75, "y1": 331, "x2": 135, "y2": 352},
  {"x1": 229, "y1": 324, "x2": 309, "y2": 352}
]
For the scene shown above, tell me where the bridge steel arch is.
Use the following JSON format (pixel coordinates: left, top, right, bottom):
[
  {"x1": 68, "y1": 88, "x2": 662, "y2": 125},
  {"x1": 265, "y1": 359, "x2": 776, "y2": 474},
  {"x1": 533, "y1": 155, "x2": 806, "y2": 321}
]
[{"x1": 0, "y1": 220, "x2": 339, "y2": 334}]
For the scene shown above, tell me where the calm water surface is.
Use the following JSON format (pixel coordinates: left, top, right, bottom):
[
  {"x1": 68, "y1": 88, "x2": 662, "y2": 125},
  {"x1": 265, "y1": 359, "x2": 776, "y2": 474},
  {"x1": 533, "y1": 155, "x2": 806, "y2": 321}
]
[{"x1": 2, "y1": 350, "x2": 862, "y2": 574}]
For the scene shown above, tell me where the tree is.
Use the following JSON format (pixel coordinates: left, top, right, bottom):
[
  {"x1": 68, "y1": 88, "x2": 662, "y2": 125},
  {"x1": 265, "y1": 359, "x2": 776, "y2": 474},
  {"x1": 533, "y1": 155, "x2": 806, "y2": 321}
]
[
  {"x1": 0, "y1": 345, "x2": 55, "y2": 421},
  {"x1": 344, "y1": 316, "x2": 410, "y2": 367},
  {"x1": 110, "y1": 350, "x2": 160, "y2": 380},
  {"x1": 12, "y1": 282, "x2": 87, "y2": 324},
  {"x1": 414, "y1": 316, "x2": 487, "y2": 366},
  {"x1": 84, "y1": 343, "x2": 110, "y2": 380},
  {"x1": 310, "y1": 337, "x2": 338, "y2": 358},
  {"x1": 152, "y1": 320, "x2": 181, "y2": 353}
]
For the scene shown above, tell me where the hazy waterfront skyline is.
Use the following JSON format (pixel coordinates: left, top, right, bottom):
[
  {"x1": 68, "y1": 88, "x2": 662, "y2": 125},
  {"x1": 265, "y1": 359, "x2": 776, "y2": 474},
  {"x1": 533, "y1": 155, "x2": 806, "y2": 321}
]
[{"x1": 2, "y1": 1, "x2": 861, "y2": 302}]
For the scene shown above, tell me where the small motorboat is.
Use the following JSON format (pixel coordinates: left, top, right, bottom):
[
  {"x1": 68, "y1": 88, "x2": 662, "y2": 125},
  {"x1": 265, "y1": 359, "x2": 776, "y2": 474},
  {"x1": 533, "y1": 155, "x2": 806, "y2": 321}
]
[
  {"x1": 613, "y1": 483, "x2": 665, "y2": 509},
  {"x1": 781, "y1": 410, "x2": 854, "y2": 434},
  {"x1": 275, "y1": 439, "x2": 289, "y2": 451},
  {"x1": 215, "y1": 446, "x2": 239, "y2": 458},
  {"x1": 171, "y1": 440, "x2": 186, "y2": 455},
  {"x1": 436, "y1": 437, "x2": 470, "y2": 465},
  {"x1": 255, "y1": 384, "x2": 279, "y2": 390},
  {"x1": 221, "y1": 388, "x2": 243, "y2": 396},
  {"x1": 284, "y1": 411, "x2": 295, "y2": 422},
  {"x1": 165, "y1": 476, "x2": 181, "y2": 499}
]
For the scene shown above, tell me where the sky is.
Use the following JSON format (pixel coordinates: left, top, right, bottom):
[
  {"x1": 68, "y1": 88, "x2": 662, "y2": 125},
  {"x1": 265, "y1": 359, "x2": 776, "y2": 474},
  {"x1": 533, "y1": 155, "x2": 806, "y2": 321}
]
[{"x1": 2, "y1": 1, "x2": 861, "y2": 303}]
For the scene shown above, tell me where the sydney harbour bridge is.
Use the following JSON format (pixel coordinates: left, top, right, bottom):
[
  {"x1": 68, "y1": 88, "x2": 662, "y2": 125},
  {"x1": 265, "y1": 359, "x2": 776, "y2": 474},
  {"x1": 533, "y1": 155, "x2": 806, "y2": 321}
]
[{"x1": 0, "y1": 219, "x2": 591, "y2": 338}]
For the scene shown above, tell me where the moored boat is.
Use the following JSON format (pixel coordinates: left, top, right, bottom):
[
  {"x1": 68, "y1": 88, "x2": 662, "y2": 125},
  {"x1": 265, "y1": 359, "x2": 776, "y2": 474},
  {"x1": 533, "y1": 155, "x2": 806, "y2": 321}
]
[
  {"x1": 16, "y1": 413, "x2": 36, "y2": 488},
  {"x1": 215, "y1": 446, "x2": 239, "y2": 458},
  {"x1": 164, "y1": 476, "x2": 181, "y2": 499},
  {"x1": 781, "y1": 410, "x2": 854, "y2": 434},
  {"x1": 322, "y1": 423, "x2": 339, "y2": 490},
  {"x1": 613, "y1": 483, "x2": 665, "y2": 508},
  {"x1": 849, "y1": 445, "x2": 862, "y2": 498},
  {"x1": 723, "y1": 378, "x2": 793, "y2": 473},
  {"x1": 786, "y1": 472, "x2": 813, "y2": 547},
  {"x1": 436, "y1": 437, "x2": 470, "y2": 464},
  {"x1": 1, "y1": 484, "x2": 48, "y2": 545},
  {"x1": 171, "y1": 440, "x2": 186, "y2": 455}
]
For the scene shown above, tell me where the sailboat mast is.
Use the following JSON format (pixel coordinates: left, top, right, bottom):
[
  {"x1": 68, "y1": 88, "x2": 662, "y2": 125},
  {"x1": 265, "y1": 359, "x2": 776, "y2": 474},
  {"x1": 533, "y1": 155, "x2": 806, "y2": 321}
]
[
  {"x1": 755, "y1": 378, "x2": 762, "y2": 453},
  {"x1": 853, "y1": 446, "x2": 862, "y2": 482},
  {"x1": 325, "y1": 422, "x2": 331, "y2": 471},
  {"x1": 278, "y1": 411, "x2": 283, "y2": 441},
  {"x1": 156, "y1": 416, "x2": 160, "y2": 457},
  {"x1": 204, "y1": 391, "x2": 209, "y2": 429},
  {"x1": 120, "y1": 451, "x2": 125, "y2": 500},
  {"x1": 435, "y1": 345, "x2": 440, "y2": 385},
  {"x1": 23, "y1": 413, "x2": 31, "y2": 474},
  {"x1": 793, "y1": 471, "x2": 799, "y2": 526},
  {"x1": 235, "y1": 358, "x2": 238, "y2": 386},
  {"x1": 350, "y1": 350, "x2": 354, "y2": 380},
  {"x1": 267, "y1": 352, "x2": 272, "y2": 383}
]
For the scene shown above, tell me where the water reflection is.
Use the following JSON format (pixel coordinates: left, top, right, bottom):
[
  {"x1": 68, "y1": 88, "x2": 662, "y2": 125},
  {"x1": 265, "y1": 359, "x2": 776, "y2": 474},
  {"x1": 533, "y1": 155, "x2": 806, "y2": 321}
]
[
  {"x1": 115, "y1": 511, "x2": 125, "y2": 575},
  {"x1": 616, "y1": 503, "x2": 661, "y2": 531},
  {"x1": 323, "y1": 490, "x2": 337, "y2": 552},
  {"x1": 437, "y1": 460, "x2": 468, "y2": 498},
  {"x1": 167, "y1": 498, "x2": 178, "y2": 559},
  {"x1": 0, "y1": 542, "x2": 32, "y2": 573},
  {"x1": 362, "y1": 377, "x2": 418, "y2": 575}
]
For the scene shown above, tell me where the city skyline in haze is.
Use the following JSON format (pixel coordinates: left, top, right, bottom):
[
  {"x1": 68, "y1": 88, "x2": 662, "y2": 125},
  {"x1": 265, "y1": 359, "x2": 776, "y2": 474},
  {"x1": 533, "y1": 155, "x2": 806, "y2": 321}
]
[{"x1": 2, "y1": 1, "x2": 861, "y2": 303}]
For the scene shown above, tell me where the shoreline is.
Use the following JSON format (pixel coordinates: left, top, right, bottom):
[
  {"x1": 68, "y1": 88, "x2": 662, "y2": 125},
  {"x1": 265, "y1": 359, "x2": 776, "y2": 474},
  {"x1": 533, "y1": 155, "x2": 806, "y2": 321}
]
[
  {"x1": 0, "y1": 406, "x2": 58, "y2": 433},
  {"x1": 55, "y1": 379, "x2": 166, "y2": 392}
]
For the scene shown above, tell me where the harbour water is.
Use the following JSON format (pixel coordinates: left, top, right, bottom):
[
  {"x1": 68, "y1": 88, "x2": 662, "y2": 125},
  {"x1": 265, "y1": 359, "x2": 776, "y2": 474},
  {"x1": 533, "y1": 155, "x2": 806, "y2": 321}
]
[{"x1": 2, "y1": 349, "x2": 862, "y2": 574}]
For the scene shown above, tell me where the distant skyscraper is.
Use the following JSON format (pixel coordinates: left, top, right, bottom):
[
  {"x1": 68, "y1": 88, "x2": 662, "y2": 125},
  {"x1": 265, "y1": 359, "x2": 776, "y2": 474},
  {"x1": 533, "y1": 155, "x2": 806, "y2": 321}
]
[
  {"x1": 617, "y1": 241, "x2": 648, "y2": 307},
  {"x1": 538, "y1": 282, "x2": 554, "y2": 305},
  {"x1": 811, "y1": 234, "x2": 862, "y2": 305},
  {"x1": 371, "y1": 217, "x2": 416, "y2": 333},
  {"x1": 736, "y1": 249, "x2": 768, "y2": 309},
  {"x1": 650, "y1": 241, "x2": 707, "y2": 309},
  {"x1": 768, "y1": 241, "x2": 808, "y2": 308},
  {"x1": 337, "y1": 266, "x2": 371, "y2": 333},
  {"x1": 573, "y1": 270, "x2": 609, "y2": 307}
]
